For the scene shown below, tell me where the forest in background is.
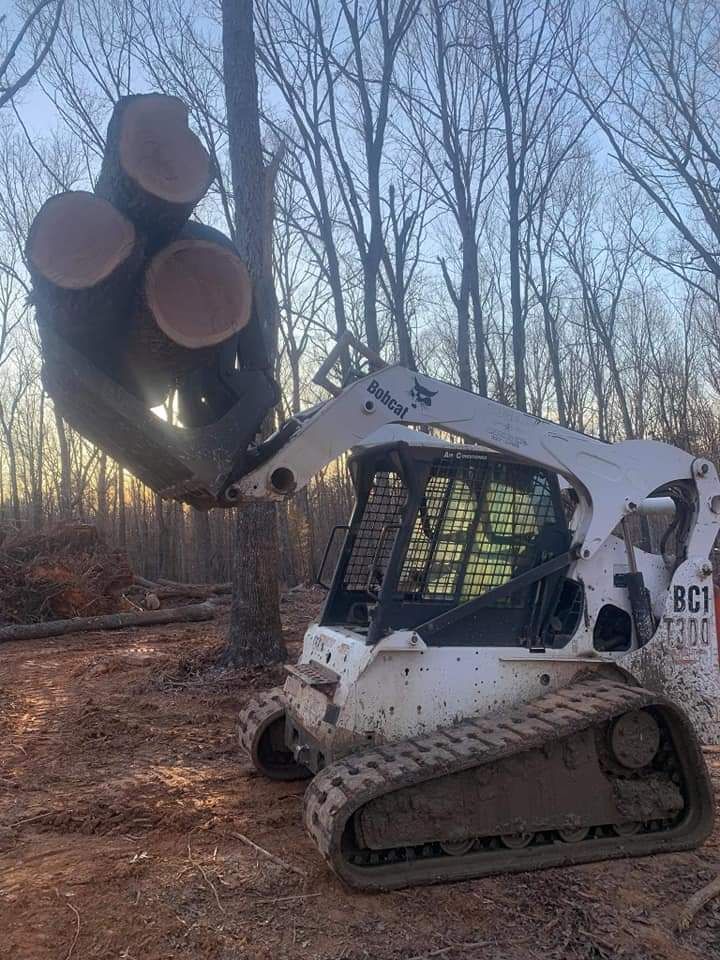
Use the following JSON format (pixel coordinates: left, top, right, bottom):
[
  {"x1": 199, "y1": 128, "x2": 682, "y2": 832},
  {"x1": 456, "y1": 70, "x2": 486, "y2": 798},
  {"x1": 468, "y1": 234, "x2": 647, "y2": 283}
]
[{"x1": 1, "y1": 0, "x2": 719, "y2": 586}]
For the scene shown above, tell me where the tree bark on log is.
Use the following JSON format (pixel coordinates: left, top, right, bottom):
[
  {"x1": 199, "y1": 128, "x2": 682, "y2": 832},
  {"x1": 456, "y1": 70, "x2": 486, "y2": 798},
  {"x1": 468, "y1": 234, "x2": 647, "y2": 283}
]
[
  {"x1": 157, "y1": 577, "x2": 232, "y2": 593},
  {"x1": 130, "y1": 575, "x2": 231, "y2": 600},
  {"x1": 0, "y1": 602, "x2": 217, "y2": 644},
  {"x1": 95, "y1": 93, "x2": 213, "y2": 247},
  {"x1": 27, "y1": 191, "x2": 143, "y2": 361},
  {"x1": 143, "y1": 587, "x2": 231, "y2": 602},
  {"x1": 222, "y1": 0, "x2": 286, "y2": 667},
  {"x1": 116, "y1": 223, "x2": 251, "y2": 404}
]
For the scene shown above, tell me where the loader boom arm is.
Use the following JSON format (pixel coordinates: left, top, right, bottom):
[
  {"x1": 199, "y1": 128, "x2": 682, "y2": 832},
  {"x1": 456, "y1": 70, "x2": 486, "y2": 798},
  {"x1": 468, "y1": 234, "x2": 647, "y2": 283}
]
[{"x1": 233, "y1": 363, "x2": 711, "y2": 561}]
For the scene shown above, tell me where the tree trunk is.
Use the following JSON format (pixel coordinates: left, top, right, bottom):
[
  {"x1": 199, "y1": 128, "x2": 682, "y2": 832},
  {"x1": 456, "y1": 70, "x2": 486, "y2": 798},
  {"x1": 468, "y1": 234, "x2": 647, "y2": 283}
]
[
  {"x1": 1, "y1": 424, "x2": 20, "y2": 526},
  {"x1": 54, "y1": 409, "x2": 72, "y2": 519},
  {"x1": 457, "y1": 251, "x2": 473, "y2": 391},
  {"x1": 541, "y1": 302, "x2": 567, "y2": 426},
  {"x1": 508, "y1": 185, "x2": 526, "y2": 412},
  {"x1": 32, "y1": 390, "x2": 46, "y2": 528},
  {"x1": 222, "y1": 0, "x2": 286, "y2": 666},
  {"x1": 96, "y1": 452, "x2": 109, "y2": 538},
  {"x1": 362, "y1": 241, "x2": 382, "y2": 354},
  {"x1": 192, "y1": 508, "x2": 212, "y2": 581},
  {"x1": 117, "y1": 467, "x2": 127, "y2": 549},
  {"x1": 469, "y1": 259, "x2": 488, "y2": 398},
  {"x1": 226, "y1": 499, "x2": 285, "y2": 665},
  {"x1": 155, "y1": 492, "x2": 168, "y2": 577}
]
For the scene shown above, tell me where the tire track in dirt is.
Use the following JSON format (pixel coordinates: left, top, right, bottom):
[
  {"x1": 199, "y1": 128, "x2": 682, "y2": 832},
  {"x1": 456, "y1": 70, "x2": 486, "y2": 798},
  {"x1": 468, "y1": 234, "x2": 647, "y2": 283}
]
[{"x1": 0, "y1": 593, "x2": 718, "y2": 960}]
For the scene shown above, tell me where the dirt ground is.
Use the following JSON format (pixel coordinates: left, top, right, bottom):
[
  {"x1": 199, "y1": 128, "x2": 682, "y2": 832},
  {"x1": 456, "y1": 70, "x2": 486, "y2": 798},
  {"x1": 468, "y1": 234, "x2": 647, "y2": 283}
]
[{"x1": 1, "y1": 587, "x2": 719, "y2": 960}]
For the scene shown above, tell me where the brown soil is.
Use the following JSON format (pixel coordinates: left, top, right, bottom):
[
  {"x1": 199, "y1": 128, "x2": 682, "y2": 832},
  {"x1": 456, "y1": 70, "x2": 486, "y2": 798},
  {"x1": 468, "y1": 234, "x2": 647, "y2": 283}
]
[{"x1": 1, "y1": 587, "x2": 719, "y2": 960}]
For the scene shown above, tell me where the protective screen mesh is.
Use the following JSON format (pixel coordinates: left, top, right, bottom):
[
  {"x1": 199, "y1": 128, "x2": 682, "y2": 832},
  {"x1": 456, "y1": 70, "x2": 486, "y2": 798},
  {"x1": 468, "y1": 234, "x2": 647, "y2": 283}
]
[
  {"x1": 340, "y1": 457, "x2": 560, "y2": 604},
  {"x1": 343, "y1": 471, "x2": 406, "y2": 591},
  {"x1": 398, "y1": 459, "x2": 558, "y2": 603}
]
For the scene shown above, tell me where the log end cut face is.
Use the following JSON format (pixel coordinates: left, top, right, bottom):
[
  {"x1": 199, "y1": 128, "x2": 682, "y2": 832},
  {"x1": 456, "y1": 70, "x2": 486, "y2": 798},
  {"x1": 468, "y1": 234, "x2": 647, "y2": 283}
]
[
  {"x1": 28, "y1": 191, "x2": 136, "y2": 290},
  {"x1": 145, "y1": 237, "x2": 252, "y2": 349},
  {"x1": 119, "y1": 94, "x2": 211, "y2": 204}
]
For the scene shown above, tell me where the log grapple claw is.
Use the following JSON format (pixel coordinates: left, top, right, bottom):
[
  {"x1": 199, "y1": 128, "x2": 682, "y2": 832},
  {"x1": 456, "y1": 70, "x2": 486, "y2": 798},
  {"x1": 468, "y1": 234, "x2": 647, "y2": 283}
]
[{"x1": 41, "y1": 326, "x2": 277, "y2": 510}]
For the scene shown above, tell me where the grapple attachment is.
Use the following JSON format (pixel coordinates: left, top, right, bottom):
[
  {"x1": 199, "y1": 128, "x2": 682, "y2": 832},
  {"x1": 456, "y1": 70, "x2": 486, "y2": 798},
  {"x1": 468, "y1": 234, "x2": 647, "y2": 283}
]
[{"x1": 41, "y1": 326, "x2": 277, "y2": 510}]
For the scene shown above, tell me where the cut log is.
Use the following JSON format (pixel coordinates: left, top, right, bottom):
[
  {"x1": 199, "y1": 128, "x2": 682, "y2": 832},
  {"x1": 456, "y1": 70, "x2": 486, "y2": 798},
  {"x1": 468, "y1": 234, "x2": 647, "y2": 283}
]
[
  {"x1": 129, "y1": 576, "x2": 232, "y2": 601},
  {"x1": 157, "y1": 577, "x2": 232, "y2": 593},
  {"x1": 0, "y1": 602, "x2": 217, "y2": 644},
  {"x1": 96, "y1": 93, "x2": 213, "y2": 244},
  {"x1": 26, "y1": 191, "x2": 142, "y2": 359},
  {"x1": 27, "y1": 191, "x2": 137, "y2": 291},
  {"x1": 113, "y1": 222, "x2": 251, "y2": 405},
  {"x1": 151, "y1": 580, "x2": 232, "y2": 599},
  {"x1": 144, "y1": 222, "x2": 252, "y2": 348}
]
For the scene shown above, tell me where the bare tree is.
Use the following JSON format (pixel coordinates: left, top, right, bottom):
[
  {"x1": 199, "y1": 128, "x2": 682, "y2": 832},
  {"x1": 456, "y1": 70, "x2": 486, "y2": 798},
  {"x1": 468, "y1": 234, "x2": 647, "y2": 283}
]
[
  {"x1": 255, "y1": 0, "x2": 352, "y2": 364},
  {"x1": 274, "y1": 172, "x2": 332, "y2": 414},
  {"x1": 258, "y1": 0, "x2": 420, "y2": 357},
  {"x1": 479, "y1": 0, "x2": 588, "y2": 410},
  {"x1": 554, "y1": 166, "x2": 644, "y2": 439},
  {"x1": 222, "y1": 0, "x2": 286, "y2": 666},
  {"x1": 400, "y1": 0, "x2": 501, "y2": 392},
  {"x1": 0, "y1": 0, "x2": 64, "y2": 109},
  {"x1": 575, "y1": 0, "x2": 720, "y2": 291},
  {"x1": 522, "y1": 162, "x2": 571, "y2": 424},
  {"x1": 379, "y1": 173, "x2": 431, "y2": 369}
]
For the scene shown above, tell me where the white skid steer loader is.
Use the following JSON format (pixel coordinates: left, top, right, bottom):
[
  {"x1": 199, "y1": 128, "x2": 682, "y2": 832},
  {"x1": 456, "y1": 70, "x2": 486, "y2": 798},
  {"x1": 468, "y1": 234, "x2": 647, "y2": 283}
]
[{"x1": 43, "y1": 330, "x2": 720, "y2": 890}]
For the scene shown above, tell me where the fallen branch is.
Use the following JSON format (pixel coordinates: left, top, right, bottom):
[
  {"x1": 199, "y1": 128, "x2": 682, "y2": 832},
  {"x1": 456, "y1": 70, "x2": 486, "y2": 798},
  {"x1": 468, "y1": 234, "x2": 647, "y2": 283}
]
[
  {"x1": 676, "y1": 873, "x2": 720, "y2": 931},
  {"x1": 0, "y1": 602, "x2": 216, "y2": 644},
  {"x1": 230, "y1": 831, "x2": 307, "y2": 878},
  {"x1": 157, "y1": 578, "x2": 232, "y2": 594},
  {"x1": 10, "y1": 810, "x2": 55, "y2": 828},
  {"x1": 131, "y1": 576, "x2": 232, "y2": 599},
  {"x1": 254, "y1": 893, "x2": 322, "y2": 904},
  {"x1": 121, "y1": 593, "x2": 144, "y2": 613},
  {"x1": 64, "y1": 901, "x2": 81, "y2": 960},
  {"x1": 151, "y1": 586, "x2": 230, "y2": 601},
  {"x1": 133, "y1": 575, "x2": 160, "y2": 590},
  {"x1": 187, "y1": 841, "x2": 224, "y2": 914}
]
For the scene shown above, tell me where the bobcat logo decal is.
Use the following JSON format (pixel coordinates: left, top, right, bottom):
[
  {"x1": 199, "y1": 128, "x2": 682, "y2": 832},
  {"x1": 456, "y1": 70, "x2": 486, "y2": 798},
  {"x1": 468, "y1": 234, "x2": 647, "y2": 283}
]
[{"x1": 410, "y1": 378, "x2": 438, "y2": 410}]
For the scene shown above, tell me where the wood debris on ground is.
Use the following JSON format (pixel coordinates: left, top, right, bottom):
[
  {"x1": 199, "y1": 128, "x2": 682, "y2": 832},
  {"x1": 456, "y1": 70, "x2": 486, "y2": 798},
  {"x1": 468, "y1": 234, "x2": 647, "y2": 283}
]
[
  {"x1": 0, "y1": 522, "x2": 133, "y2": 625},
  {"x1": 0, "y1": 521, "x2": 233, "y2": 631}
]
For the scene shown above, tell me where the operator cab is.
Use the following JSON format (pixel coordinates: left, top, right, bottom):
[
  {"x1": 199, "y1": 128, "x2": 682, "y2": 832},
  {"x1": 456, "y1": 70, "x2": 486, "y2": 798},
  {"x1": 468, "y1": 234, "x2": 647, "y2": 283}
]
[{"x1": 319, "y1": 439, "x2": 584, "y2": 649}]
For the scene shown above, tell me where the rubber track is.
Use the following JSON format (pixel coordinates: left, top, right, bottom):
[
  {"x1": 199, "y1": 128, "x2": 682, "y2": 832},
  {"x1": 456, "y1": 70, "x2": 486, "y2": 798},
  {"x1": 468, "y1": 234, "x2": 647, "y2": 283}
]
[
  {"x1": 304, "y1": 678, "x2": 714, "y2": 890},
  {"x1": 238, "y1": 687, "x2": 286, "y2": 760}
]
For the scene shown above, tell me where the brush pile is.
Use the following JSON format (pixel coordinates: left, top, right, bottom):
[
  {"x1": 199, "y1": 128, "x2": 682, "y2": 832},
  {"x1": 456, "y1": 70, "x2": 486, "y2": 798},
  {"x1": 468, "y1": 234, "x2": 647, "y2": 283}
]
[{"x1": 0, "y1": 523, "x2": 133, "y2": 625}]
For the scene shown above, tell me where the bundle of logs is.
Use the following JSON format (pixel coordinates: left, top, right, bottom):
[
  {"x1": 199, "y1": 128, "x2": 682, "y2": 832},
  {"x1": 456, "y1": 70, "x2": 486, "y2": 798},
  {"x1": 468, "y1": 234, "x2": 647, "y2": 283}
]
[{"x1": 26, "y1": 93, "x2": 252, "y2": 408}]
